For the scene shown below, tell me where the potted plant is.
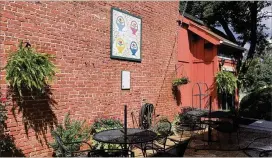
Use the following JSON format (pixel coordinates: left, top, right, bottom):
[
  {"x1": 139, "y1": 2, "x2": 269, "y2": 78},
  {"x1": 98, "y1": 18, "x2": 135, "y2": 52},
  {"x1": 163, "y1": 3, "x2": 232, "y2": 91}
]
[
  {"x1": 4, "y1": 41, "x2": 57, "y2": 100},
  {"x1": 172, "y1": 77, "x2": 189, "y2": 87},
  {"x1": 172, "y1": 77, "x2": 189, "y2": 103},
  {"x1": 215, "y1": 71, "x2": 237, "y2": 95}
]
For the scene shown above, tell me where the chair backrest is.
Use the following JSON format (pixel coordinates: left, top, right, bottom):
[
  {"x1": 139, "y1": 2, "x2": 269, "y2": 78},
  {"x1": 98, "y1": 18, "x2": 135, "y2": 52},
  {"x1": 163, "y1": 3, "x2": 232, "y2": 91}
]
[
  {"x1": 139, "y1": 103, "x2": 154, "y2": 129},
  {"x1": 154, "y1": 119, "x2": 172, "y2": 147}
]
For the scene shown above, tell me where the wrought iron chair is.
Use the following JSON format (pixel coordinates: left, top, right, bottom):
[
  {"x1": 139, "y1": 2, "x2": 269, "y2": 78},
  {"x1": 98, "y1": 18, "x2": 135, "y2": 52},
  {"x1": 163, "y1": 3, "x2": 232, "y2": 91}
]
[
  {"x1": 88, "y1": 149, "x2": 135, "y2": 157},
  {"x1": 135, "y1": 119, "x2": 172, "y2": 156},
  {"x1": 52, "y1": 132, "x2": 92, "y2": 157},
  {"x1": 53, "y1": 133, "x2": 135, "y2": 157},
  {"x1": 174, "y1": 111, "x2": 206, "y2": 146},
  {"x1": 151, "y1": 138, "x2": 191, "y2": 157},
  {"x1": 212, "y1": 115, "x2": 240, "y2": 149}
]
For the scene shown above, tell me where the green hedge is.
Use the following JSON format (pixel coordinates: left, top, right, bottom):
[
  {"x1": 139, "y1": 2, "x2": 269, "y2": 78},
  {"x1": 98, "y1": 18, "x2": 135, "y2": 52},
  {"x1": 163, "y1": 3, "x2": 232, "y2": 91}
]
[{"x1": 239, "y1": 87, "x2": 272, "y2": 121}]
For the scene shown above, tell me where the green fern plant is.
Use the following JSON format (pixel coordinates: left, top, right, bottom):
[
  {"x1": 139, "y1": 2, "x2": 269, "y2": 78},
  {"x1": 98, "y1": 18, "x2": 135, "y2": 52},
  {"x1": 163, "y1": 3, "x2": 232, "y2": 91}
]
[
  {"x1": 49, "y1": 113, "x2": 90, "y2": 157},
  {"x1": 4, "y1": 42, "x2": 57, "y2": 99},
  {"x1": 215, "y1": 71, "x2": 238, "y2": 95}
]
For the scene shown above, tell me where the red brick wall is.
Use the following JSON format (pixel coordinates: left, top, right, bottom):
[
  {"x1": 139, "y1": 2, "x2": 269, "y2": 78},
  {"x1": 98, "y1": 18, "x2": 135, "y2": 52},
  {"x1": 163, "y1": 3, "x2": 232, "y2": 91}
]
[{"x1": 0, "y1": 1, "x2": 179, "y2": 156}]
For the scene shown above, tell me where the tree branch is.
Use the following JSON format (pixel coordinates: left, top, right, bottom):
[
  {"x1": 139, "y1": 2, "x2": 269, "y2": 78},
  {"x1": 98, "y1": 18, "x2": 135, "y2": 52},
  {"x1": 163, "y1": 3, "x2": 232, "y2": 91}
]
[
  {"x1": 246, "y1": 2, "x2": 258, "y2": 60},
  {"x1": 218, "y1": 16, "x2": 237, "y2": 43},
  {"x1": 239, "y1": 2, "x2": 258, "y2": 75}
]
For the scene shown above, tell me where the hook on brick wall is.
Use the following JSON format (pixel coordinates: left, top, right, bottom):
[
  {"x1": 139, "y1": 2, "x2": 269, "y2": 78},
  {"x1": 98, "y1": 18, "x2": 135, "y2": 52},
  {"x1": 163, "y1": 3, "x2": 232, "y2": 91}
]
[{"x1": 25, "y1": 42, "x2": 31, "y2": 48}]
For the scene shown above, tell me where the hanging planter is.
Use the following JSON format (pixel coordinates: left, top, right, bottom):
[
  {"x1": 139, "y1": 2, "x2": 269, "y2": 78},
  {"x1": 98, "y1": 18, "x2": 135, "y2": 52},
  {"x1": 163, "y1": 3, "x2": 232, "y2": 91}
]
[
  {"x1": 172, "y1": 77, "x2": 189, "y2": 105},
  {"x1": 215, "y1": 71, "x2": 237, "y2": 95},
  {"x1": 172, "y1": 77, "x2": 190, "y2": 87},
  {"x1": 4, "y1": 41, "x2": 57, "y2": 99}
]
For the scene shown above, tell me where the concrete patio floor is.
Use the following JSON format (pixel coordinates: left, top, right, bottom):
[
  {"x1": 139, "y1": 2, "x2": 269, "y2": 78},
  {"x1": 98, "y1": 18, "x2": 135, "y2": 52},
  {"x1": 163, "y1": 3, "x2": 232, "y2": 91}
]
[{"x1": 133, "y1": 127, "x2": 272, "y2": 157}]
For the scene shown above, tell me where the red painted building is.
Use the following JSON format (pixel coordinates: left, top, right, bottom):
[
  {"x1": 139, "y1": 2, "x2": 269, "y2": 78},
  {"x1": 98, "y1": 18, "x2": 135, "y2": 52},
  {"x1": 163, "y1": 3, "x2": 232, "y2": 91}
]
[{"x1": 176, "y1": 14, "x2": 245, "y2": 111}]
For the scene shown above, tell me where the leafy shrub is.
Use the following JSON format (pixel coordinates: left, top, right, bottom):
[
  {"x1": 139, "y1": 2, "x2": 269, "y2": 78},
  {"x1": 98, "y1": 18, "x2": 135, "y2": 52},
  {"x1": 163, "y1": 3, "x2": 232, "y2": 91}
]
[
  {"x1": 215, "y1": 71, "x2": 237, "y2": 94},
  {"x1": 90, "y1": 118, "x2": 123, "y2": 150},
  {"x1": 239, "y1": 87, "x2": 272, "y2": 121},
  {"x1": 154, "y1": 117, "x2": 172, "y2": 136},
  {"x1": 172, "y1": 107, "x2": 200, "y2": 134},
  {"x1": 0, "y1": 99, "x2": 7, "y2": 132},
  {"x1": 50, "y1": 113, "x2": 90, "y2": 157},
  {"x1": 5, "y1": 42, "x2": 57, "y2": 99},
  {"x1": 0, "y1": 98, "x2": 24, "y2": 157},
  {"x1": 0, "y1": 134, "x2": 24, "y2": 157},
  {"x1": 174, "y1": 107, "x2": 200, "y2": 124}
]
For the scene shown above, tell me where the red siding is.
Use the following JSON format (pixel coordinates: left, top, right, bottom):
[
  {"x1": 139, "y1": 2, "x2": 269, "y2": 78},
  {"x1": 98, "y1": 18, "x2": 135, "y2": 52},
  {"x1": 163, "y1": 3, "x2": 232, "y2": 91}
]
[{"x1": 177, "y1": 24, "x2": 219, "y2": 111}]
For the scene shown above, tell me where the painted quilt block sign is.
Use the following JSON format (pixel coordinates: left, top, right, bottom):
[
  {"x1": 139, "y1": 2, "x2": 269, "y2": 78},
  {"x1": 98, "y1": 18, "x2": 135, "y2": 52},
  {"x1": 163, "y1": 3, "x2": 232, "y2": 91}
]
[{"x1": 111, "y1": 8, "x2": 142, "y2": 62}]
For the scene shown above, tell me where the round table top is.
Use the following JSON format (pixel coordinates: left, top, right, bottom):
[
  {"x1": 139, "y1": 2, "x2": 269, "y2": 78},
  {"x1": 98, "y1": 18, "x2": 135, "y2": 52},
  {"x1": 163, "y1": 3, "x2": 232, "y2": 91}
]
[
  {"x1": 205, "y1": 111, "x2": 234, "y2": 119},
  {"x1": 93, "y1": 128, "x2": 157, "y2": 144},
  {"x1": 186, "y1": 110, "x2": 234, "y2": 119},
  {"x1": 186, "y1": 109, "x2": 208, "y2": 117}
]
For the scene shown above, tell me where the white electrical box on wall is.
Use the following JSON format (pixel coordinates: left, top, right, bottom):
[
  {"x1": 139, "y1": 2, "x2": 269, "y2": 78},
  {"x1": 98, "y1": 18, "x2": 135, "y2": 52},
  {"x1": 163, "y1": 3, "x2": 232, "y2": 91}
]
[{"x1": 121, "y1": 71, "x2": 130, "y2": 90}]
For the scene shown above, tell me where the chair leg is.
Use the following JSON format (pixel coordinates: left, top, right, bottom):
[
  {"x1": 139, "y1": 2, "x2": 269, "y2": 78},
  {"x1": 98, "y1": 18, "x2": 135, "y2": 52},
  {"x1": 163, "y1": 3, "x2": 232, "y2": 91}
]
[
  {"x1": 180, "y1": 130, "x2": 184, "y2": 141},
  {"x1": 140, "y1": 143, "x2": 146, "y2": 157},
  {"x1": 217, "y1": 131, "x2": 222, "y2": 150},
  {"x1": 236, "y1": 131, "x2": 240, "y2": 149},
  {"x1": 152, "y1": 142, "x2": 155, "y2": 155},
  {"x1": 228, "y1": 133, "x2": 232, "y2": 143},
  {"x1": 189, "y1": 131, "x2": 194, "y2": 148}
]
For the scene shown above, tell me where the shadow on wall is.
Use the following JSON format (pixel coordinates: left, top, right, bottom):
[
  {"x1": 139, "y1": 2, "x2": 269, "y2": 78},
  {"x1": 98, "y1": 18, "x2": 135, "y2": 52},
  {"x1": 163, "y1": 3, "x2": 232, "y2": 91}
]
[
  {"x1": 205, "y1": 81, "x2": 217, "y2": 110},
  {"x1": 8, "y1": 86, "x2": 57, "y2": 146},
  {"x1": 172, "y1": 86, "x2": 182, "y2": 106}
]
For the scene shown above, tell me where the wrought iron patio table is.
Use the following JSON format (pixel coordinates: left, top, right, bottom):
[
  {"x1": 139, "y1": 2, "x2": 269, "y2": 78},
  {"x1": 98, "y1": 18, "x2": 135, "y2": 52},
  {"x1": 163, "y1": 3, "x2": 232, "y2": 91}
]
[
  {"x1": 202, "y1": 111, "x2": 234, "y2": 119},
  {"x1": 93, "y1": 128, "x2": 157, "y2": 148},
  {"x1": 187, "y1": 110, "x2": 234, "y2": 144},
  {"x1": 186, "y1": 109, "x2": 209, "y2": 117}
]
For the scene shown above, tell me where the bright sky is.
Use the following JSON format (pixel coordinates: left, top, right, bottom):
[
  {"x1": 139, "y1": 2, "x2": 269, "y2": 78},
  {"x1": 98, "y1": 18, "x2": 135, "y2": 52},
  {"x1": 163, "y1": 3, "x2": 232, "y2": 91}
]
[{"x1": 261, "y1": 6, "x2": 272, "y2": 38}]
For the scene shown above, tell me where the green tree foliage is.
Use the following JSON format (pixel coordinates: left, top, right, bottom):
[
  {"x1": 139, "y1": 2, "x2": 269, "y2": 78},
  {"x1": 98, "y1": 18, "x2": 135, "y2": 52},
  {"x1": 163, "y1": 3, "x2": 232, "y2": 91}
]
[
  {"x1": 240, "y1": 51, "x2": 272, "y2": 92},
  {"x1": 4, "y1": 42, "x2": 57, "y2": 99},
  {"x1": 50, "y1": 113, "x2": 90, "y2": 157},
  {"x1": 180, "y1": 1, "x2": 271, "y2": 72}
]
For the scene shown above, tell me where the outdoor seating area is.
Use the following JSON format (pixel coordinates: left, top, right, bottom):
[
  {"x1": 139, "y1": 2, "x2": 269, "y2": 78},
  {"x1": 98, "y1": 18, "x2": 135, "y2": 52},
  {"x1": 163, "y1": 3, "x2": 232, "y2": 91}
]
[
  {"x1": 46, "y1": 103, "x2": 272, "y2": 157},
  {"x1": 0, "y1": 1, "x2": 271, "y2": 157}
]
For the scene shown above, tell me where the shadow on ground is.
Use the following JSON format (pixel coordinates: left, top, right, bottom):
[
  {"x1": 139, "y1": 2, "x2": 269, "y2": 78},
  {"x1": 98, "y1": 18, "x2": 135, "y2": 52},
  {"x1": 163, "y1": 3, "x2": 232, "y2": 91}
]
[{"x1": 134, "y1": 128, "x2": 272, "y2": 157}]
